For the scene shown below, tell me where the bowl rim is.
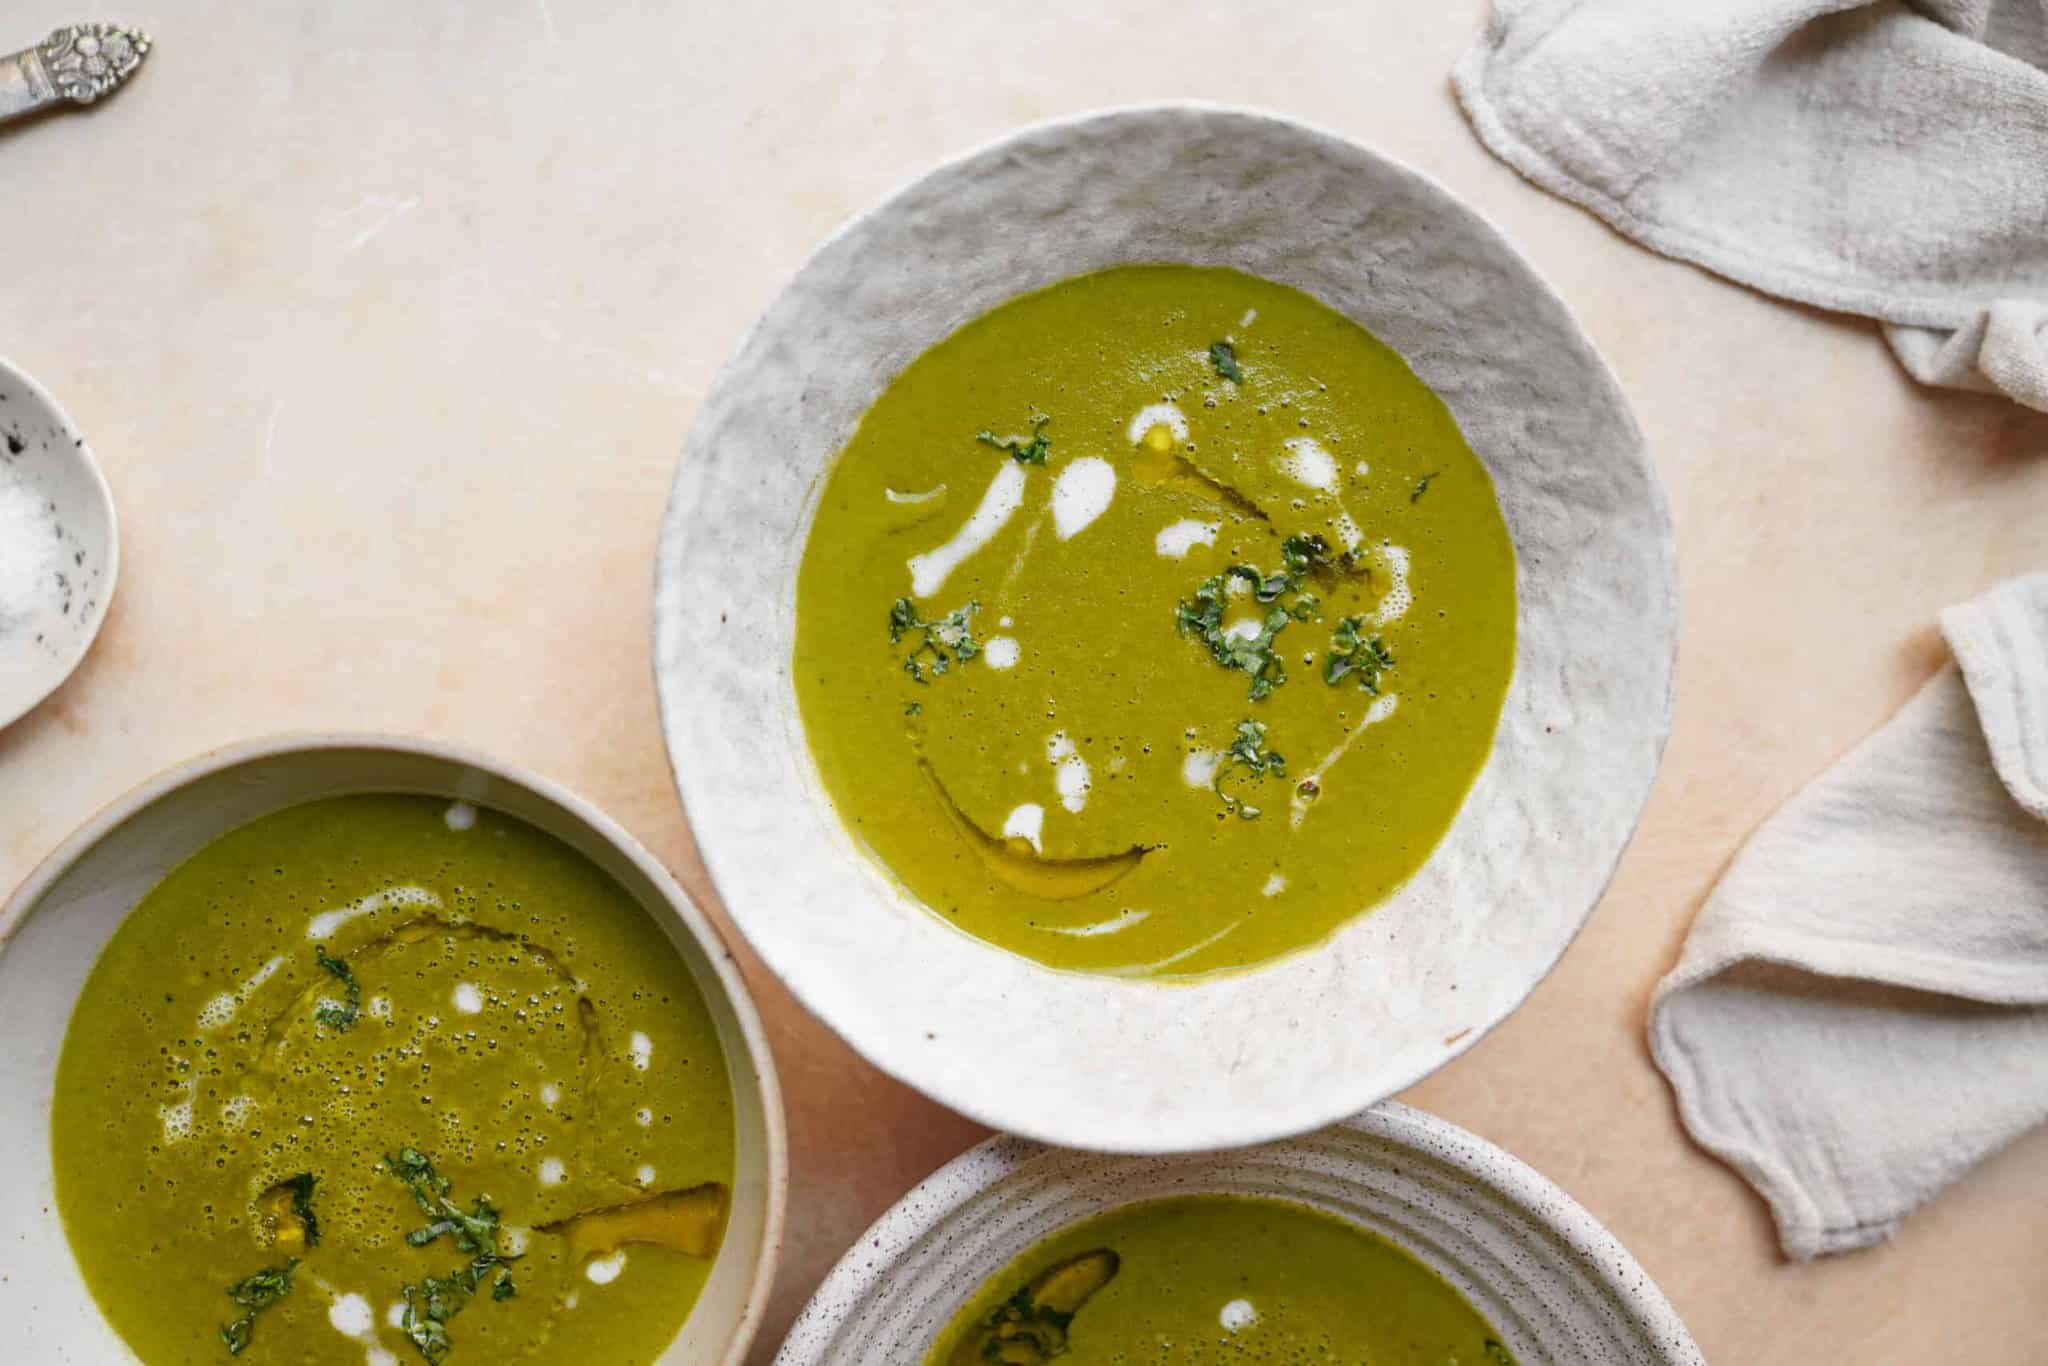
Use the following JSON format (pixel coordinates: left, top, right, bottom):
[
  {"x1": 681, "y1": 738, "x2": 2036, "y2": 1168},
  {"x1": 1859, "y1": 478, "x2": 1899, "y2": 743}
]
[
  {"x1": 774, "y1": 1101, "x2": 1704, "y2": 1365},
  {"x1": 0, "y1": 730, "x2": 789, "y2": 1366},
  {"x1": 0, "y1": 351, "x2": 122, "y2": 732},
  {"x1": 656, "y1": 99, "x2": 1678, "y2": 1153}
]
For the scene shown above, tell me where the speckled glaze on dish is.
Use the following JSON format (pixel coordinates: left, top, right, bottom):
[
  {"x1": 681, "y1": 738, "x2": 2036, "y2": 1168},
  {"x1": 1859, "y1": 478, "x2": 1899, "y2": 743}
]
[
  {"x1": 775, "y1": 1103, "x2": 1704, "y2": 1366},
  {"x1": 0, "y1": 735, "x2": 786, "y2": 1366},
  {"x1": 654, "y1": 104, "x2": 1678, "y2": 1152},
  {"x1": 0, "y1": 355, "x2": 117, "y2": 730}
]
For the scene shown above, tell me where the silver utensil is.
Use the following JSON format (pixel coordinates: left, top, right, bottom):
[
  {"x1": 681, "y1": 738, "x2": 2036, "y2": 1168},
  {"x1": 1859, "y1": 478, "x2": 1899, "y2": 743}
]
[{"x1": 0, "y1": 24, "x2": 150, "y2": 126}]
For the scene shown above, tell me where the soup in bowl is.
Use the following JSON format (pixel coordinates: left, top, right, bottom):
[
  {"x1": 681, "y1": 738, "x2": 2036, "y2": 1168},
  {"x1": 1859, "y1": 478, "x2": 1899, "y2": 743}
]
[
  {"x1": 0, "y1": 737, "x2": 785, "y2": 1365},
  {"x1": 656, "y1": 104, "x2": 1675, "y2": 1151}
]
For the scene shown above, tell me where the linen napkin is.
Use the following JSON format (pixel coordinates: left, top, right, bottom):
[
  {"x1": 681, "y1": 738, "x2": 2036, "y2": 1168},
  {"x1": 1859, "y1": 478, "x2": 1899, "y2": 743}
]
[
  {"x1": 1647, "y1": 574, "x2": 2048, "y2": 1258},
  {"x1": 1453, "y1": 0, "x2": 2048, "y2": 411}
]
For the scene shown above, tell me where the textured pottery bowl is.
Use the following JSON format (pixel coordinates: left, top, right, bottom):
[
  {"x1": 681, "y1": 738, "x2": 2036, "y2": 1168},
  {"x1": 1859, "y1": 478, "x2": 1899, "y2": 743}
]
[
  {"x1": 0, "y1": 735, "x2": 786, "y2": 1365},
  {"x1": 655, "y1": 104, "x2": 1676, "y2": 1151},
  {"x1": 778, "y1": 1103, "x2": 1703, "y2": 1366},
  {"x1": 0, "y1": 355, "x2": 118, "y2": 730}
]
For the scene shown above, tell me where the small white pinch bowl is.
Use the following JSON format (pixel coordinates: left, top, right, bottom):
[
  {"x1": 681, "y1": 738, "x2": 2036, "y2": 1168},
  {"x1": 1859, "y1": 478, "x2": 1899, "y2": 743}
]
[
  {"x1": 0, "y1": 356, "x2": 118, "y2": 730},
  {"x1": 777, "y1": 1103, "x2": 1704, "y2": 1366},
  {"x1": 0, "y1": 735, "x2": 787, "y2": 1365},
  {"x1": 655, "y1": 104, "x2": 1677, "y2": 1151}
]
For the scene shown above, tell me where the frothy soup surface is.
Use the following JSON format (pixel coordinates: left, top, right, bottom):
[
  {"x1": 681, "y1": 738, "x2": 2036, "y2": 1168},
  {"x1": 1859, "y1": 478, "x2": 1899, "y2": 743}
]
[
  {"x1": 51, "y1": 794, "x2": 736, "y2": 1365},
  {"x1": 926, "y1": 1193, "x2": 1515, "y2": 1364},
  {"x1": 795, "y1": 265, "x2": 1516, "y2": 976}
]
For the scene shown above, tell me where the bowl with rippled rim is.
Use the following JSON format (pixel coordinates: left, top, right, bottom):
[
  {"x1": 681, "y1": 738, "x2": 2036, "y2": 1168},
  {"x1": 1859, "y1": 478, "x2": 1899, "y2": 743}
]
[
  {"x1": 777, "y1": 1102, "x2": 1702, "y2": 1365},
  {"x1": 655, "y1": 102, "x2": 1676, "y2": 1150},
  {"x1": 0, "y1": 734, "x2": 786, "y2": 1365}
]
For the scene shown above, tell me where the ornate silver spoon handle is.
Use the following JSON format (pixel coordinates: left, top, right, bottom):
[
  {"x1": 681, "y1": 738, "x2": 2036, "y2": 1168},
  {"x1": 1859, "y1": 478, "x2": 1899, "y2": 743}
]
[{"x1": 0, "y1": 24, "x2": 150, "y2": 125}]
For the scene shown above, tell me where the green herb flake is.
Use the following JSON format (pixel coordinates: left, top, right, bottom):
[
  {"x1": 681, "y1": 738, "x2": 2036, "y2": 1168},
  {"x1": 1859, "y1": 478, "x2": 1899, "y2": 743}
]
[
  {"x1": 889, "y1": 598, "x2": 982, "y2": 683},
  {"x1": 387, "y1": 1148, "x2": 522, "y2": 1362},
  {"x1": 312, "y1": 946, "x2": 360, "y2": 1032},
  {"x1": 1411, "y1": 470, "x2": 1440, "y2": 502},
  {"x1": 976, "y1": 418, "x2": 1051, "y2": 465},
  {"x1": 904, "y1": 701, "x2": 922, "y2": 717},
  {"x1": 1484, "y1": 1342, "x2": 1515, "y2": 1365},
  {"x1": 1175, "y1": 538, "x2": 1333, "y2": 700},
  {"x1": 219, "y1": 1258, "x2": 297, "y2": 1356},
  {"x1": 282, "y1": 1172, "x2": 320, "y2": 1248},
  {"x1": 1322, "y1": 617, "x2": 1395, "y2": 695},
  {"x1": 1214, "y1": 719, "x2": 1286, "y2": 819},
  {"x1": 1208, "y1": 340, "x2": 1244, "y2": 384}
]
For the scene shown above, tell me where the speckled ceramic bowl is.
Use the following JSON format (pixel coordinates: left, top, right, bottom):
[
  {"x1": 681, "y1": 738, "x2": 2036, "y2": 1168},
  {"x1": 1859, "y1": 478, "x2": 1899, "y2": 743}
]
[
  {"x1": 656, "y1": 104, "x2": 1676, "y2": 1151},
  {"x1": 777, "y1": 1103, "x2": 1702, "y2": 1365},
  {"x1": 0, "y1": 355, "x2": 118, "y2": 730},
  {"x1": 0, "y1": 735, "x2": 786, "y2": 1365}
]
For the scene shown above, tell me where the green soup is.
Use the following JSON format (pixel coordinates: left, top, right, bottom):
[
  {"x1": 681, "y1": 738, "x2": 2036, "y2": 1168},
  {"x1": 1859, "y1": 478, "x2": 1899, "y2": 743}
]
[
  {"x1": 794, "y1": 265, "x2": 1515, "y2": 976},
  {"x1": 927, "y1": 1194, "x2": 1513, "y2": 1364},
  {"x1": 51, "y1": 795, "x2": 737, "y2": 1365}
]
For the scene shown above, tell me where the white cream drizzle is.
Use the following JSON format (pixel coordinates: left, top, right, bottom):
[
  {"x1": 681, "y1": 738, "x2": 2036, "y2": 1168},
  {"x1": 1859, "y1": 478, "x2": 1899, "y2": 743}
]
[
  {"x1": 1126, "y1": 402, "x2": 1189, "y2": 445},
  {"x1": 1109, "y1": 922, "x2": 1240, "y2": 977},
  {"x1": 1046, "y1": 733, "x2": 1091, "y2": 814},
  {"x1": 1367, "y1": 543, "x2": 1411, "y2": 626},
  {"x1": 1002, "y1": 803, "x2": 1045, "y2": 851},
  {"x1": 1278, "y1": 436, "x2": 1338, "y2": 490},
  {"x1": 306, "y1": 885, "x2": 441, "y2": 941},
  {"x1": 1292, "y1": 694, "x2": 1401, "y2": 827},
  {"x1": 983, "y1": 635, "x2": 1020, "y2": 670},
  {"x1": 1154, "y1": 519, "x2": 1220, "y2": 559},
  {"x1": 1333, "y1": 511, "x2": 1364, "y2": 555},
  {"x1": 1045, "y1": 909, "x2": 1151, "y2": 938},
  {"x1": 908, "y1": 461, "x2": 1026, "y2": 598},
  {"x1": 197, "y1": 955, "x2": 286, "y2": 1031},
  {"x1": 1050, "y1": 457, "x2": 1115, "y2": 540},
  {"x1": 884, "y1": 484, "x2": 946, "y2": 504}
]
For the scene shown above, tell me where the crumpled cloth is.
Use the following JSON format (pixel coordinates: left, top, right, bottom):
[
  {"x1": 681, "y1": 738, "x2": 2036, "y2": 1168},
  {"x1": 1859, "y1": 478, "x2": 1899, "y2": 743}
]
[
  {"x1": 1454, "y1": 0, "x2": 2048, "y2": 411},
  {"x1": 1648, "y1": 574, "x2": 2048, "y2": 1258}
]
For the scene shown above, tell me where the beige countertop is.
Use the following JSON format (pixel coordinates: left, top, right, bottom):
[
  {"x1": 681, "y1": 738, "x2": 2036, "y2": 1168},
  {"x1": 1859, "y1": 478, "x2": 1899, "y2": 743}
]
[{"x1": 3, "y1": 2, "x2": 2044, "y2": 1360}]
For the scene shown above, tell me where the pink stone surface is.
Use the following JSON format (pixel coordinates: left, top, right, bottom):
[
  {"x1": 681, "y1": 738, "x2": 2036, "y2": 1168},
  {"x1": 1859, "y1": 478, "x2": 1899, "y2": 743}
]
[{"x1": 1, "y1": 2, "x2": 2044, "y2": 1361}]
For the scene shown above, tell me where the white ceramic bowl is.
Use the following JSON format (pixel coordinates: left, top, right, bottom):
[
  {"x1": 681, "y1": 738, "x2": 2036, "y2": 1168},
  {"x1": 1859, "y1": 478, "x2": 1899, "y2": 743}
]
[
  {"x1": 0, "y1": 355, "x2": 119, "y2": 730},
  {"x1": 0, "y1": 735, "x2": 787, "y2": 1365},
  {"x1": 778, "y1": 1102, "x2": 1703, "y2": 1365},
  {"x1": 656, "y1": 104, "x2": 1676, "y2": 1151}
]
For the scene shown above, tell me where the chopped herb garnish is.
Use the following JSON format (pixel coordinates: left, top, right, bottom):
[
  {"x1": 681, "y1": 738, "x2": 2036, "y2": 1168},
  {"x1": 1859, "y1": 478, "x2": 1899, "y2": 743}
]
[
  {"x1": 1208, "y1": 340, "x2": 1244, "y2": 384},
  {"x1": 1411, "y1": 470, "x2": 1440, "y2": 502},
  {"x1": 398, "y1": 1277, "x2": 458, "y2": 1363},
  {"x1": 387, "y1": 1147, "x2": 522, "y2": 1362},
  {"x1": 889, "y1": 598, "x2": 982, "y2": 683},
  {"x1": 1214, "y1": 720, "x2": 1286, "y2": 819},
  {"x1": 1484, "y1": 1342, "x2": 1514, "y2": 1365},
  {"x1": 1174, "y1": 543, "x2": 1325, "y2": 700},
  {"x1": 1280, "y1": 532, "x2": 1334, "y2": 577},
  {"x1": 904, "y1": 701, "x2": 922, "y2": 717},
  {"x1": 281, "y1": 1172, "x2": 320, "y2": 1248},
  {"x1": 219, "y1": 1258, "x2": 297, "y2": 1356},
  {"x1": 1323, "y1": 617, "x2": 1395, "y2": 694},
  {"x1": 965, "y1": 1249, "x2": 1119, "y2": 1364},
  {"x1": 976, "y1": 418, "x2": 1051, "y2": 465},
  {"x1": 312, "y1": 946, "x2": 359, "y2": 1032},
  {"x1": 1177, "y1": 574, "x2": 1292, "y2": 700}
]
